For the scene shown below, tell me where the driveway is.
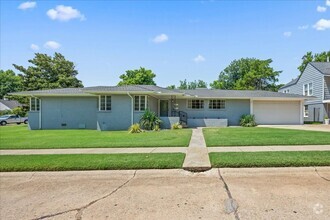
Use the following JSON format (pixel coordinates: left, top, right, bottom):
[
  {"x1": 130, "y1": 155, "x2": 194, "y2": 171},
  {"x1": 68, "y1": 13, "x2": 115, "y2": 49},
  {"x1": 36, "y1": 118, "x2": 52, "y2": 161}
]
[
  {"x1": 0, "y1": 167, "x2": 329, "y2": 220},
  {"x1": 259, "y1": 124, "x2": 330, "y2": 132}
]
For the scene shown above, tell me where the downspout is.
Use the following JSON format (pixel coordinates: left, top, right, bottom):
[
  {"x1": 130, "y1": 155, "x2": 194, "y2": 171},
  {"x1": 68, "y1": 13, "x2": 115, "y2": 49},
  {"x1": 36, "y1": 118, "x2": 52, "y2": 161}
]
[{"x1": 127, "y1": 92, "x2": 133, "y2": 125}]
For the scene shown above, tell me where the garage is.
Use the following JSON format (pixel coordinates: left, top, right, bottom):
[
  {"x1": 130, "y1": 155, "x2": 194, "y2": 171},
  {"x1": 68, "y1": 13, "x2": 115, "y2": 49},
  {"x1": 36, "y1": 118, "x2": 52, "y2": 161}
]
[{"x1": 253, "y1": 100, "x2": 302, "y2": 125}]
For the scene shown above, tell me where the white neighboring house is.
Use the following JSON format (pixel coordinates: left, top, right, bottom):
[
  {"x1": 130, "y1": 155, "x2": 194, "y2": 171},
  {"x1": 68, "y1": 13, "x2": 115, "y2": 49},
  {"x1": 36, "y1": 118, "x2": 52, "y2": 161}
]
[
  {"x1": 279, "y1": 62, "x2": 330, "y2": 122},
  {"x1": 0, "y1": 99, "x2": 23, "y2": 111}
]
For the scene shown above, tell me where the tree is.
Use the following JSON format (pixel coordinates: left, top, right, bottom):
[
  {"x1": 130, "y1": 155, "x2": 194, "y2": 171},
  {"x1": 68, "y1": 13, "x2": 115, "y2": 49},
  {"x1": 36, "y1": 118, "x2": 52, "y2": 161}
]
[
  {"x1": 210, "y1": 58, "x2": 281, "y2": 91},
  {"x1": 0, "y1": 69, "x2": 22, "y2": 99},
  {"x1": 168, "y1": 79, "x2": 207, "y2": 90},
  {"x1": 118, "y1": 67, "x2": 156, "y2": 85},
  {"x1": 13, "y1": 53, "x2": 83, "y2": 91},
  {"x1": 298, "y1": 51, "x2": 330, "y2": 73}
]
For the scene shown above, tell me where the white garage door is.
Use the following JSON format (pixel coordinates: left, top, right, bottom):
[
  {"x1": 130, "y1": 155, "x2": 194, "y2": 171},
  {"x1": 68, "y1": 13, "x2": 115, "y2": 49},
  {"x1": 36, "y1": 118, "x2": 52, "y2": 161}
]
[{"x1": 253, "y1": 101, "x2": 301, "y2": 125}]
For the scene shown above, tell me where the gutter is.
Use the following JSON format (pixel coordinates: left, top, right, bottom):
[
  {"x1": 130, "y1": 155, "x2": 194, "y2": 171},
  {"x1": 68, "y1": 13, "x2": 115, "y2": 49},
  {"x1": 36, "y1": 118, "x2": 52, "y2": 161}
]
[{"x1": 127, "y1": 92, "x2": 134, "y2": 125}]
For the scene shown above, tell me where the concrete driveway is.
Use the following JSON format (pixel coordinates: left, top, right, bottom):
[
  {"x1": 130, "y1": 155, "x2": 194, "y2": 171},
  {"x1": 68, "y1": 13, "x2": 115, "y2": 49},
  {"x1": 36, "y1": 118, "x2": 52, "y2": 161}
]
[
  {"x1": 259, "y1": 124, "x2": 330, "y2": 132},
  {"x1": 0, "y1": 167, "x2": 329, "y2": 220}
]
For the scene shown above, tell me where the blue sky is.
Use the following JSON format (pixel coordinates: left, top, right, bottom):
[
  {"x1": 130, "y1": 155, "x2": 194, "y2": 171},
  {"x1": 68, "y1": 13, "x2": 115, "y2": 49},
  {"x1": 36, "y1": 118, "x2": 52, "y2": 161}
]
[{"x1": 1, "y1": 0, "x2": 329, "y2": 87}]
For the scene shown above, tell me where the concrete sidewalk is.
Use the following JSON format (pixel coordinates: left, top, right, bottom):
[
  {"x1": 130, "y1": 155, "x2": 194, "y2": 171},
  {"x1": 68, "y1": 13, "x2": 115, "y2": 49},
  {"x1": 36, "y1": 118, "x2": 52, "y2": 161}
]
[
  {"x1": 1, "y1": 145, "x2": 329, "y2": 155},
  {"x1": 182, "y1": 128, "x2": 211, "y2": 172},
  {"x1": 208, "y1": 145, "x2": 330, "y2": 152}
]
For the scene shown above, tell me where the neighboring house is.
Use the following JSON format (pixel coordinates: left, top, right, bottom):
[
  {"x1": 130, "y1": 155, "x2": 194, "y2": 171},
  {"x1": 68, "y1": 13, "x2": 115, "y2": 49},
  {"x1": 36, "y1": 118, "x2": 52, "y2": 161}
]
[
  {"x1": 279, "y1": 62, "x2": 330, "y2": 122},
  {"x1": 11, "y1": 85, "x2": 309, "y2": 130},
  {"x1": 0, "y1": 99, "x2": 23, "y2": 111}
]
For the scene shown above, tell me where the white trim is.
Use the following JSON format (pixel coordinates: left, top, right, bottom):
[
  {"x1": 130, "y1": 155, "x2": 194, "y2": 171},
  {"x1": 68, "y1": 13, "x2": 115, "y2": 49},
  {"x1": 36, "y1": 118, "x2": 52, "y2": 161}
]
[
  {"x1": 127, "y1": 92, "x2": 133, "y2": 125},
  {"x1": 98, "y1": 95, "x2": 101, "y2": 111},
  {"x1": 322, "y1": 77, "x2": 325, "y2": 101},
  {"x1": 39, "y1": 98, "x2": 42, "y2": 129},
  {"x1": 250, "y1": 99, "x2": 254, "y2": 114},
  {"x1": 301, "y1": 101, "x2": 305, "y2": 124}
]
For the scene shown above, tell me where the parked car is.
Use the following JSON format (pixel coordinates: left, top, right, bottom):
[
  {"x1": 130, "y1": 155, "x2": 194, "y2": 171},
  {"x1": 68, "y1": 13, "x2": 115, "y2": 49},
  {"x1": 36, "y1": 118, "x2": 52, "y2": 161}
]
[{"x1": 0, "y1": 115, "x2": 28, "y2": 126}]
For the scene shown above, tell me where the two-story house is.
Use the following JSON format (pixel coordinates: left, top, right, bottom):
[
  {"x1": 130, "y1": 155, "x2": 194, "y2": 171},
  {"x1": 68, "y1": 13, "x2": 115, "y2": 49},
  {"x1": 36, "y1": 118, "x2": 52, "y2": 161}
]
[{"x1": 279, "y1": 62, "x2": 330, "y2": 122}]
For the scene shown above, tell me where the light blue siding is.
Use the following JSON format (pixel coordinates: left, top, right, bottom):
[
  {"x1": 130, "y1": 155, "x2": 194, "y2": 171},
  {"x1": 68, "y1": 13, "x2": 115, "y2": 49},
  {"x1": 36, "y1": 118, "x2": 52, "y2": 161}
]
[
  {"x1": 97, "y1": 95, "x2": 131, "y2": 130},
  {"x1": 41, "y1": 97, "x2": 98, "y2": 129},
  {"x1": 175, "y1": 99, "x2": 250, "y2": 126},
  {"x1": 27, "y1": 112, "x2": 39, "y2": 130}
]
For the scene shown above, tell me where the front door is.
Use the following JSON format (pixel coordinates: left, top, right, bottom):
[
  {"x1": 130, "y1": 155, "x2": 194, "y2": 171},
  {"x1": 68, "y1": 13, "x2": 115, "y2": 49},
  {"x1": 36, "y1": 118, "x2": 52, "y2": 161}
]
[{"x1": 160, "y1": 100, "x2": 169, "y2": 117}]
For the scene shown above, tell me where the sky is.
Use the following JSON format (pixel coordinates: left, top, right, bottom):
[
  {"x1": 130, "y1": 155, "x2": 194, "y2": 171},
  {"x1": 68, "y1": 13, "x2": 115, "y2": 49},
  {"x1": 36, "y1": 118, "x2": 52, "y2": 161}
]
[{"x1": 0, "y1": 0, "x2": 329, "y2": 87}]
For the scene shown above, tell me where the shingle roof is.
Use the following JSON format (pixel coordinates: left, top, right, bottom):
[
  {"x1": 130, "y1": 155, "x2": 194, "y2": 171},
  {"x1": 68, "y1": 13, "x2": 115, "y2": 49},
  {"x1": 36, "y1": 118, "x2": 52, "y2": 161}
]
[
  {"x1": 9, "y1": 85, "x2": 308, "y2": 99},
  {"x1": 83, "y1": 85, "x2": 179, "y2": 94},
  {"x1": 0, "y1": 99, "x2": 23, "y2": 109},
  {"x1": 9, "y1": 88, "x2": 90, "y2": 96},
  {"x1": 178, "y1": 88, "x2": 306, "y2": 98},
  {"x1": 280, "y1": 62, "x2": 330, "y2": 89},
  {"x1": 310, "y1": 62, "x2": 330, "y2": 75}
]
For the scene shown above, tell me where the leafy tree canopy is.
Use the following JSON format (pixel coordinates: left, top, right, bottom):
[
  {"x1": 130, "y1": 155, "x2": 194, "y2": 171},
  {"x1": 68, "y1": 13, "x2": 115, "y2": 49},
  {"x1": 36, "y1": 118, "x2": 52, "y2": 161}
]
[
  {"x1": 13, "y1": 52, "x2": 83, "y2": 91},
  {"x1": 118, "y1": 67, "x2": 156, "y2": 86},
  {"x1": 298, "y1": 51, "x2": 330, "y2": 73},
  {"x1": 210, "y1": 58, "x2": 281, "y2": 91},
  {"x1": 168, "y1": 79, "x2": 208, "y2": 90},
  {"x1": 0, "y1": 69, "x2": 22, "y2": 99}
]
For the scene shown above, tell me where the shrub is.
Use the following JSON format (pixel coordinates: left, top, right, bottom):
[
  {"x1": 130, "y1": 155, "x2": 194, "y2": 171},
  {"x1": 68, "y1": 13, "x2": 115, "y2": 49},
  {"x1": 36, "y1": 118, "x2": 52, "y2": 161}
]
[
  {"x1": 128, "y1": 123, "x2": 143, "y2": 133},
  {"x1": 140, "y1": 109, "x2": 162, "y2": 130},
  {"x1": 240, "y1": 114, "x2": 257, "y2": 127},
  {"x1": 171, "y1": 122, "x2": 183, "y2": 130},
  {"x1": 12, "y1": 107, "x2": 27, "y2": 117},
  {"x1": 0, "y1": 110, "x2": 12, "y2": 116}
]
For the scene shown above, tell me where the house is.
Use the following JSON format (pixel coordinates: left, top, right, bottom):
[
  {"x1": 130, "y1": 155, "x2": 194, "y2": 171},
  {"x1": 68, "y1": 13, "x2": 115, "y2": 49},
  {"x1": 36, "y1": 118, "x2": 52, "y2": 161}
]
[
  {"x1": 0, "y1": 99, "x2": 23, "y2": 111},
  {"x1": 11, "y1": 85, "x2": 309, "y2": 130},
  {"x1": 279, "y1": 62, "x2": 330, "y2": 122}
]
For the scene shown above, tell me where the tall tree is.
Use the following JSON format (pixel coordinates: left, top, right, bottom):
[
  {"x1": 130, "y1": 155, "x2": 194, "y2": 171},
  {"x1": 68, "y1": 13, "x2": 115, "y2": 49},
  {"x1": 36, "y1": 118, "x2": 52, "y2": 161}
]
[
  {"x1": 13, "y1": 53, "x2": 83, "y2": 91},
  {"x1": 298, "y1": 51, "x2": 330, "y2": 73},
  {"x1": 0, "y1": 69, "x2": 22, "y2": 99},
  {"x1": 118, "y1": 67, "x2": 156, "y2": 85},
  {"x1": 178, "y1": 79, "x2": 207, "y2": 89},
  {"x1": 210, "y1": 58, "x2": 281, "y2": 91}
]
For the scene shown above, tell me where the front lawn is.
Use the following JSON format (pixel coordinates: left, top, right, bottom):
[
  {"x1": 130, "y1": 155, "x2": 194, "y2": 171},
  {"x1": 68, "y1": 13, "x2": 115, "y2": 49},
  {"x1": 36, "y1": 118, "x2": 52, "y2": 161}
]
[
  {"x1": 209, "y1": 151, "x2": 330, "y2": 168},
  {"x1": 0, "y1": 153, "x2": 185, "y2": 171},
  {"x1": 0, "y1": 125, "x2": 192, "y2": 149},
  {"x1": 203, "y1": 127, "x2": 330, "y2": 146}
]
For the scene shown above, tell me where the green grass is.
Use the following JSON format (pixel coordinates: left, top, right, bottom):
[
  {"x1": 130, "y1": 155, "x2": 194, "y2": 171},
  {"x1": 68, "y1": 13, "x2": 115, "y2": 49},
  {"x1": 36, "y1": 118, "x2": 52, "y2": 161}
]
[
  {"x1": 209, "y1": 151, "x2": 330, "y2": 168},
  {"x1": 203, "y1": 127, "x2": 330, "y2": 147},
  {"x1": 0, "y1": 153, "x2": 185, "y2": 171},
  {"x1": 0, "y1": 125, "x2": 192, "y2": 149}
]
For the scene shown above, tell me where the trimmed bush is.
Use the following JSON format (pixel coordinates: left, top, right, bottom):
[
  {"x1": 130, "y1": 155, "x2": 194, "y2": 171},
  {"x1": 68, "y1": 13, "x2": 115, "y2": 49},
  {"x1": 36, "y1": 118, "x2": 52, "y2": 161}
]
[
  {"x1": 128, "y1": 123, "x2": 143, "y2": 133},
  {"x1": 240, "y1": 114, "x2": 257, "y2": 127},
  {"x1": 171, "y1": 122, "x2": 183, "y2": 130}
]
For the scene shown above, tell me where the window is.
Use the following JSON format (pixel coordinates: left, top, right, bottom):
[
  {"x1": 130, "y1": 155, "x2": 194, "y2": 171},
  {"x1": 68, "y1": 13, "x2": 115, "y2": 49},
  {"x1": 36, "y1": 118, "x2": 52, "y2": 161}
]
[
  {"x1": 304, "y1": 105, "x2": 309, "y2": 117},
  {"x1": 209, "y1": 100, "x2": 225, "y2": 109},
  {"x1": 188, "y1": 100, "x2": 204, "y2": 109},
  {"x1": 303, "y1": 83, "x2": 313, "y2": 96},
  {"x1": 99, "y1": 96, "x2": 111, "y2": 111},
  {"x1": 134, "y1": 95, "x2": 147, "y2": 111},
  {"x1": 30, "y1": 97, "x2": 40, "y2": 111}
]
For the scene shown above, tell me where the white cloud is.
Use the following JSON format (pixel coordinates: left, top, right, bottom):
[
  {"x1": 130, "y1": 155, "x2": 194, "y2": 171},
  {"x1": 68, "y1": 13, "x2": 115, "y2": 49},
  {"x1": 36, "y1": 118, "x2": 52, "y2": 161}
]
[
  {"x1": 30, "y1": 44, "x2": 39, "y2": 51},
  {"x1": 18, "y1": 1, "x2": 36, "y2": 10},
  {"x1": 47, "y1": 5, "x2": 85, "y2": 21},
  {"x1": 283, "y1": 31, "x2": 292, "y2": 37},
  {"x1": 298, "y1": 25, "x2": 309, "y2": 30},
  {"x1": 326, "y1": 0, "x2": 330, "y2": 7},
  {"x1": 317, "y1": 6, "x2": 327, "y2": 12},
  {"x1": 193, "y1": 55, "x2": 205, "y2": 63},
  {"x1": 44, "y1": 41, "x2": 61, "y2": 50},
  {"x1": 313, "y1": 19, "x2": 330, "y2": 30},
  {"x1": 152, "y1": 34, "x2": 168, "y2": 43}
]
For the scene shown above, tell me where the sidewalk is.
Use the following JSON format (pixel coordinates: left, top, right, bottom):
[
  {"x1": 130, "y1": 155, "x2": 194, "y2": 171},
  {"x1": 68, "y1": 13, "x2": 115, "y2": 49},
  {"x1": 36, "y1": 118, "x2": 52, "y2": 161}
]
[
  {"x1": 1, "y1": 145, "x2": 329, "y2": 155},
  {"x1": 208, "y1": 145, "x2": 330, "y2": 152}
]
